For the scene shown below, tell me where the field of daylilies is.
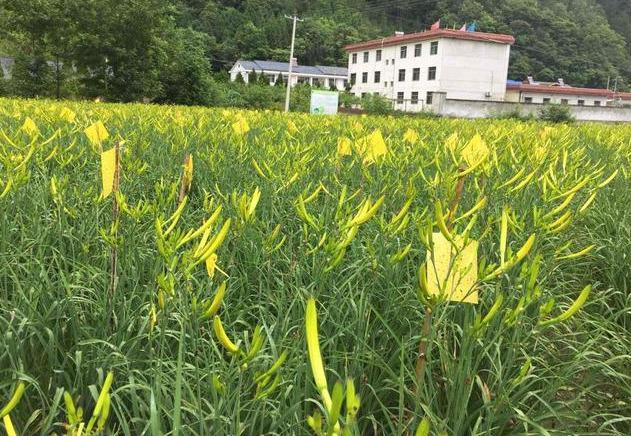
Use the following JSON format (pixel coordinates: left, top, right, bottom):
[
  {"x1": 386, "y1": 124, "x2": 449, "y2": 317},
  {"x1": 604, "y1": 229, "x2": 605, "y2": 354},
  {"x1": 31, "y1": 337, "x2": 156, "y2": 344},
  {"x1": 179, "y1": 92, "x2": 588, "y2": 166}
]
[{"x1": 0, "y1": 97, "x2": 630, "y2": 435}]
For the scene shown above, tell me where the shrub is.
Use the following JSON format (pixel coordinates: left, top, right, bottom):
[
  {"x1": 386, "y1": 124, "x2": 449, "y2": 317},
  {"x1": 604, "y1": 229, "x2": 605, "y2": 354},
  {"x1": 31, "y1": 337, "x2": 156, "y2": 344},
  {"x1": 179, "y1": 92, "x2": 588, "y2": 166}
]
[
  {"x1": 361, "y1": 94, "x2": 393, "y2": 115},
  {"x1": 288, "y1": 83, "x2": 312, "y2": 112},
  {"x1": 492, "y1": 107, "x2": 535, "y2": 121},
  {"x1": 539, "y1": 104, "x2": 575, "y2": 123},
  {"x1": 339, "y1": 91, "x2": 360, "y2": 108}
]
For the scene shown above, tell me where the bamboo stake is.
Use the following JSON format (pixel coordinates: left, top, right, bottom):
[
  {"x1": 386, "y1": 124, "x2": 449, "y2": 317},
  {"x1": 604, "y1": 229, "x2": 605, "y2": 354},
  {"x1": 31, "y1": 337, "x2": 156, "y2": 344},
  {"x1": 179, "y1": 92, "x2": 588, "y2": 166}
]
[
  {"x1": 178, "y1": 153, "x2": 192, "y2": 205},
  {"x1": 415, "y1": 166, "x2": 468, "y2": 389},
  {"x1": 107, "y1": 141, "x2": 121, "y2": 328}
]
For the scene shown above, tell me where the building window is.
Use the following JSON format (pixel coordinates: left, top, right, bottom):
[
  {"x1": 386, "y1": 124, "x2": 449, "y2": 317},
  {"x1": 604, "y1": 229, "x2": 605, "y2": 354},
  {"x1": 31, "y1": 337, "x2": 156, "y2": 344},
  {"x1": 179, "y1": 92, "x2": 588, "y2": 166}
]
[
  {"x1": 362, "y1": 72, "x2": 368, "y2": 83},
  {"x1": 386, "y1": 59, "x2": 389, "y2": 65},
  {"x1": 415, "y1": 43, "x2": 422, "y2": 57},
  {"x1": 426, "y1": 91, "x2": 433, "y2": 105},
  {"x1": 361, "y1": 92, "x2": 367, "y2": 98},
  {"x1": 363, "y1": 51, "x2": 369, "y2": 62},
  {"x1": 397, "y1": 92, "x2": 404, "y2": 104},
  {"x1": 384, "y1": 82, "x2": 388, "y2": 88},
  {"x1": 352, "y1": 53, "x2": 357, "y2": 64},
  {"x1": 376, "y1": 49, "x2": 382, "y2": 61},
  {"x1": 392, "y1": 59, "x2": 395, "y2": 65},
  {"x1": 578, "y1": 99, "x2": 585, "y2": 106},
  {"x1": 428, "y1": 66, "x2": 436, "y2": 80},
  {"x1": 374, "y1": 92, "x2": 380, "y2": 96},
  {"x1": 412, "y1": 68, "x2": 420, "y2": 81},
  {"x1": 594, "y1": 100, "x2": 601, "y2": 106},
  {"x1": 390, "y1": 81, "x2": 393, "y2": 86},
  {"x1": 524, "y1": 97, "x2": 533, "y2": 104},
  {"x1": 374, "y1": 71, "x2": 381, "y2": 83},
  {"x1": 350, "y1": 73, "x2": 356, "y2": 85},
  {"x1": 398, "y1": 69, "x2": 406, "y2": 81},
  {"x1": 400, "y1": 46, "x2": 407, "y2": 58},
  {"x1": 411, "y1": 91, "x2": 419, "y2": 104},
  {"x1": 543, "y1": 98, "x2": 551, "y2": 104},
  {"x1": 561, "y1": 99, "x2": 569, "y2": 105},
  {"x1": 430, "y1": 41, "x2": 438, "y2": 55}
]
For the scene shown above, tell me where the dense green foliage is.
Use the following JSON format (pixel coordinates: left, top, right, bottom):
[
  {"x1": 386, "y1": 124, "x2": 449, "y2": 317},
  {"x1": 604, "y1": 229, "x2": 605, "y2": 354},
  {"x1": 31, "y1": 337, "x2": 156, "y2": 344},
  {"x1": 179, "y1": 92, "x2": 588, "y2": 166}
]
[
  {"x1": 1, "y1": 1, "x2": 630, "y2": 104},
  {"x1": 1, "y1": 99, "x2": 630, "y2": 434}
]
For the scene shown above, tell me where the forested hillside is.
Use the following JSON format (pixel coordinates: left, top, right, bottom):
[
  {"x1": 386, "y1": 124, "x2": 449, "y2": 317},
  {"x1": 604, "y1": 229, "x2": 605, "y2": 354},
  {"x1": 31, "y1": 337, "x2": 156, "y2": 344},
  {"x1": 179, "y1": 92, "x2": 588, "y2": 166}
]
[{"x1": 1, "y1": 0, "x2": 629, "y2": 103}]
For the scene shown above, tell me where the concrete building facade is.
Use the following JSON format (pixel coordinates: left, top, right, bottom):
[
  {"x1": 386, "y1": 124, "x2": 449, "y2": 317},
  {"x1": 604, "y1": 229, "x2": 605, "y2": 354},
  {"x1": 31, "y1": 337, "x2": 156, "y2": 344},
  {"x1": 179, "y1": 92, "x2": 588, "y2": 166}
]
[
  {"x1": 229, "y1": 59, "x2": 348, "y2": 90},
  {"x1": 344, "y1": 29, "x2": 514, "y2": 111}
]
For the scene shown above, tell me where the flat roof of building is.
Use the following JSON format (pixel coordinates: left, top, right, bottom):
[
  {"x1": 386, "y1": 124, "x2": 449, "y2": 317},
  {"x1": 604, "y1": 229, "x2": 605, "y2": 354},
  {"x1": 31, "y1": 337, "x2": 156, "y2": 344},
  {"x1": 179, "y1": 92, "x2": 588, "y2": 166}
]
[
  {"x1": 507, "y1": 82, "x2": 631, "y2": 99},
  {"x1": 344, "y1": 29, "x2": 515, "y2": 52}
]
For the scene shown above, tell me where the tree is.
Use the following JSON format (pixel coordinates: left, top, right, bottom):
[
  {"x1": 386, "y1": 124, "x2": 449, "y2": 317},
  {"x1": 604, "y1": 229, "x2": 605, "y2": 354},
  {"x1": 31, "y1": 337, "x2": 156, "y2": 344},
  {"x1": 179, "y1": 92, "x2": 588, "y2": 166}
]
[
  {"x1": 8, "y1": 53, "x2": 54, "y2": 97},
  {"x1": 156, "y1": 27, "x2": 217, "y2": 106},
  {"x1": 274, "y1": 73, "x2": 284, "y2": 87},
  {"x1": 68, "y1": 0, "x2": 170, "y2": 101},
  {"x1": 258, "y1": 71, "x2": 270, "y2": 85},
  {"x1": 249, "y1": 69, "x2": 258, "y2": 84}
]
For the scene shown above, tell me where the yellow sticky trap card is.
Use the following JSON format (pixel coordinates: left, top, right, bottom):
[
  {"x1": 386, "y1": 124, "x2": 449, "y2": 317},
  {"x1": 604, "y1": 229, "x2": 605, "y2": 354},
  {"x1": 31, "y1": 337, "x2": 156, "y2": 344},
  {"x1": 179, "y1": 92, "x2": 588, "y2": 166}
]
[
  {"x1": 22, "y1": 117, "x2": 40, "y2": 137},
  {"x1": 60, "y1": 107, "x2": 76, "y2": 123},
  {"x1": 426, "y1": 232, "x2": 479, "y2": 304},
  {"x1": 461, "y1": 134, "x2": 489, "y2": 168},
  {"x1": 101, "y1": 147, "x2": 117, "y2": 198},
  {"x1": 337, "y1": 137, "x2": 352, "y2": 157},
  {"x1": 85, "y1": 121, "x2": 109, "y2": 147},
  {"x1": 232, "y1": 117, "x2": 250, "y2": 136},
  {"x1": 403, "y1": 128, "x2": 419, "y2": 144}
]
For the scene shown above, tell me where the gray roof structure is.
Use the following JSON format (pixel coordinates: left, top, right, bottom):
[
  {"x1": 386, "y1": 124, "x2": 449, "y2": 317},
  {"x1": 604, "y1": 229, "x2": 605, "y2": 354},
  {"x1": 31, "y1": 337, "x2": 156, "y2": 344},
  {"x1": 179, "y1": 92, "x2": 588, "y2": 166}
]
[
  {"x1": 0, "y1": 57, "x2": 64, "y2": 80},
  {"x1": 234, "y1": 60, "x2": 347, "y2": 77},
  {"x1": 1, "y1": 57, "x2": 15, "y2": 79}
]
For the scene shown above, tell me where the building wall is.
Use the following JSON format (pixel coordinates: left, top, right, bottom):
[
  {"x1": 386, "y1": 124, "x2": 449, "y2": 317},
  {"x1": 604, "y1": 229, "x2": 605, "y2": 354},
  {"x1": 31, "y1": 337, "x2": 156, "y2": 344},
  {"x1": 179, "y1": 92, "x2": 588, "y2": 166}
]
[
  {"x1": 439, "y1": 39, "x2": 510, "y2": 101},
  {"x1": 347, "y1": 37, "x2": 510, "y2": 111},
  {"x1": 505, "y1": 89, "x2": 611, "y2": 106},
  {"x1": 432, "y1": 92, "x2": 631, "y2": 122}
]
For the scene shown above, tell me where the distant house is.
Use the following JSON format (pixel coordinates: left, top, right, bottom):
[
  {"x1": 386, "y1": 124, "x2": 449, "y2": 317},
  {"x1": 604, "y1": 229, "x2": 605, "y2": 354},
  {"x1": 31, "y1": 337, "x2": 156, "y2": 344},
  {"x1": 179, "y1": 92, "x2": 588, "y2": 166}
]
[
  {"x1": 505, "y1": 77, "x2": 631, "y2": 107},
  {"x1": 0, "y1": 56, "x2": 66, "y2": 81},
  {"x1": 229, "y1": 59, "x2": 348, "y2": 90},
  {"x1": 1, "y1": 57, "x2": 15, "y2": 80}
]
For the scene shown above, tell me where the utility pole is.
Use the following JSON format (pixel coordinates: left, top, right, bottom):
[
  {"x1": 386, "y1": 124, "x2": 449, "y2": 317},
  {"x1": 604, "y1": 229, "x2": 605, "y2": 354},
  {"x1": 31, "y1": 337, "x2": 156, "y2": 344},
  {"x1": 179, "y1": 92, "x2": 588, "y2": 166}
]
[{"x1": 284, "y1": 14, "x2": 303, "y2": 112}]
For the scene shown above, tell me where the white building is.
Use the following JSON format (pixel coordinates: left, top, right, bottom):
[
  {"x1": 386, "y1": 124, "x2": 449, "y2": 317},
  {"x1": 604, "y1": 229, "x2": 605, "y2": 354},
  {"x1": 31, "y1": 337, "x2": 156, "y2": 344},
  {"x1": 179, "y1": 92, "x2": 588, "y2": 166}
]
[
  {"x1": 1, "y1": 57, "x2": 15, "y2": 80},
  {"x1": 344, "y1": 28, "x2": 515, "y2": 111},
  {"x1": 229, "y1": 59, "x2": 348, "y2": 90},
  {"x1": 505, "y1": 77, "x2": 631, "y2": 107}
]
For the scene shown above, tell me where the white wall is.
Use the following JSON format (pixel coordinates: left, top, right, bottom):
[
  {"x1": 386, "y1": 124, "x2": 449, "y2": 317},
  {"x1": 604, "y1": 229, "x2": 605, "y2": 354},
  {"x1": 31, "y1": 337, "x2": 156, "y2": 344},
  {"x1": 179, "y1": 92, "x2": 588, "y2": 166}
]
[
  {"x1": 439, "y1": 39, "x2": 510, "y2": 100},
  {"x1": 347, "y1": 36, "x2": 511, "y2": 112},
  {"x1": 432, "y1": 92, "x2": 631, "y2": 122}
]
